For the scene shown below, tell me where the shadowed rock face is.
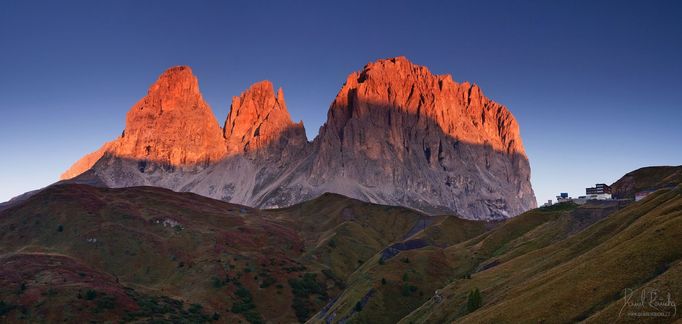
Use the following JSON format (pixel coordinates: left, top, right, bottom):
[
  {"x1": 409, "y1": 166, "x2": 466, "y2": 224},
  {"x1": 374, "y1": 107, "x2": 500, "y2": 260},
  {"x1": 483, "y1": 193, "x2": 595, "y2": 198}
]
[
  {"x1": 62, "y1": 57, "x2": 536, "y2": 219},
  {"x1": 309, "y1": 57, "x2": 535, "y2": 218}
]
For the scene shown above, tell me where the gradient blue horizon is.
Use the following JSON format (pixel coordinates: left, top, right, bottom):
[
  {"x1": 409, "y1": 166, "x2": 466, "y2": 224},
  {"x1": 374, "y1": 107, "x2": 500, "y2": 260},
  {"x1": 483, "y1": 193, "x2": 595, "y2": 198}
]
[{"x1": 1, "y1": 0, "x2": 681, "y2": 206}]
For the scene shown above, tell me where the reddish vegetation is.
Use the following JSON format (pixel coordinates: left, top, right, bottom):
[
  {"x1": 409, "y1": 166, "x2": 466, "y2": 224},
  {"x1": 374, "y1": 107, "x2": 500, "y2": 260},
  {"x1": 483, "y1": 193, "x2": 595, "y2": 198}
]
[{"x1": 0, "y1": 253, "x2": 139, "y2": 312}]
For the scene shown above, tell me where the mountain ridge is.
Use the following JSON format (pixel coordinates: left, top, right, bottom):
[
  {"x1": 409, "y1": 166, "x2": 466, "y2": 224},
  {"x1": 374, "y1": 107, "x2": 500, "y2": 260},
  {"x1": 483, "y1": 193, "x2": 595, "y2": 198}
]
[{"x1": 61, "y1": 57, "x2": 536, "y2": 219}]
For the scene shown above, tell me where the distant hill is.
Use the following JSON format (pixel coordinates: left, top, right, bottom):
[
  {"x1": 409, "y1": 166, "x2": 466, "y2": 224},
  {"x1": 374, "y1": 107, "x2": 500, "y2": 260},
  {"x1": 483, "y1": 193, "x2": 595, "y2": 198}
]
[{"x1": 611, "y1": 165, "x2": 682, "y2": 199}]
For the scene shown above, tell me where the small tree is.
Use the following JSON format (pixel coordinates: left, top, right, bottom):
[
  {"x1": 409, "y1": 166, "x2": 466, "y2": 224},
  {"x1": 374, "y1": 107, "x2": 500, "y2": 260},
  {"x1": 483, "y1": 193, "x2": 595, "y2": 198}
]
[
  {"x1": 57, "y1": 224, "x2": 64, "y2": 232},
  {"x1": 401, "y1": 283, "x2": 411, "y2": 296},
  {"x1": 85, "y1": 289, "x2": 97, "y2": 300},
  {"x1": 466, "y1": 288, "x2": 482, "y2": 313}
]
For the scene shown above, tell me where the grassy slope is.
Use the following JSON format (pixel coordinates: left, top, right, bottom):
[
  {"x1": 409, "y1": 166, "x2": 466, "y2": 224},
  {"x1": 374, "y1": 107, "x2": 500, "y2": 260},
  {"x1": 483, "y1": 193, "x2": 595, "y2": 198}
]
[
  {"x1": 2, "y1": 167, "x2": 681, "y2": 323},
  {"x1": 264, "y1": 193, "x2": 430, "y2": 279},
  {"x1": 309, "y1": 200, "x2": 617, "y2": 323},
  {"x1": 399, "y1": 186, "x2": 682, "y2": 323},
  {"x1": 307, "y1": 216, "x2": 487, "y2": 324},
  {"x1": 0, "y1": 253, "x2": 213, "y2": 323},
  {"x1": 0, "y1": 185, "x2": 464, "y2": 323}
]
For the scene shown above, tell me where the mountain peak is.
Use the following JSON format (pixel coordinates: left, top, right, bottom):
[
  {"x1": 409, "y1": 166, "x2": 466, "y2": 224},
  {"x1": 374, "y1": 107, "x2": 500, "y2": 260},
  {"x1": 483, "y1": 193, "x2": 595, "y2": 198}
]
[
  {"x1": 311, "y1": 56, "x2": 535, "y2": 217},
  {"x1": 224, "y1": 80, "x2": 306, "y2": 154},
  {"x1": 62, "y1": 59, "x2": 534, "y2": 219},
  {"x1": 326, "y1": 56, "x2": 525, "y2": 156},
  {"x1": 147, "y1": 66, "x2": 199, "y2": 97},
  {"x1": 117, "y1": 66, "x2": 226, "y2": 165},
  {"x1": 159, "y1": 65, "x2": 192, "y2": 76},
  {"x1": 61, "y1": 66, "x2": 226, "y2": 178}
]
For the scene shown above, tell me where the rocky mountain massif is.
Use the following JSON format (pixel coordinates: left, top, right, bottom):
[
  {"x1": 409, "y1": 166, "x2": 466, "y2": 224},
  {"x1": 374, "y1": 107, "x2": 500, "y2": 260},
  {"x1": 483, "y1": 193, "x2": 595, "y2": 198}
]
[
  {"x1": 1, "y1": 167, "x2": 679, "y2": 323},
  {"x1": 62, "y1": 57, "x2": 536, "y2": 219}
]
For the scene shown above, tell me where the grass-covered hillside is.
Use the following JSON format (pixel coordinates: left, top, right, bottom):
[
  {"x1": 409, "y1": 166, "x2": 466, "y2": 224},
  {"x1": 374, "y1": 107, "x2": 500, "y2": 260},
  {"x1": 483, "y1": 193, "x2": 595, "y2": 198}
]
[
  {"x1": 1, "y1": 166, "x2": 680, "y2": 323},
  {"x1": 398, "y1": 186, "x2": 681, "y2": 323},
  {"x1": 308, "y1": 199, "x2": 637, "y2": 323},
  {"x1": 0, "y1": 185, "x2": 475, "y2": 323}
]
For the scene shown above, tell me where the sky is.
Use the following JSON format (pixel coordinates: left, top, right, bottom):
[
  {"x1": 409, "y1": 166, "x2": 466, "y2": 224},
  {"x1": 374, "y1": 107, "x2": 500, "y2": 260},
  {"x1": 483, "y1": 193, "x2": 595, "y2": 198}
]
[{"x1": 1, "y1": 0, "x2": 681, "y2": 205}]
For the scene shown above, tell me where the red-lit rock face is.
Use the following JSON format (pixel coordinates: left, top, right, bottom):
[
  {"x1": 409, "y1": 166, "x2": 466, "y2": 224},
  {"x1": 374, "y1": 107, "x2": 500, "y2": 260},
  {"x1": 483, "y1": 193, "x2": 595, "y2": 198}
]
[
  {"x1": 62, "y1": 66, "x2": 226, "y2": 177},
  {"x1": 320, "y1": 56, "x2": 524, "y2": 158},
  {"x1": 223, "y1": 81, "x2": 307, "y2": 155},
  {"x1": 117, "y1": 66, "x2": 226, "y2": 165},
  {"x1": 62, "y1": 57, "x2": 535, "y2": 219}
]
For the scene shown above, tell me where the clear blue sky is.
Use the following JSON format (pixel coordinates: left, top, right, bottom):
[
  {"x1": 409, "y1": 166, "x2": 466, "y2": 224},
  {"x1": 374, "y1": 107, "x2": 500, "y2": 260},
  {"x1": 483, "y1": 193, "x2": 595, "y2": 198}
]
[{"x1": 1, "y1": 0, "x2": 681, "y2": 205}]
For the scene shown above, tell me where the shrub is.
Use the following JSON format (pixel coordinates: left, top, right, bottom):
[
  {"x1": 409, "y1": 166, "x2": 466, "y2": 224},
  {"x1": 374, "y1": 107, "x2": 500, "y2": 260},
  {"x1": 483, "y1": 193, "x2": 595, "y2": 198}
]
[
  {"x1": 57, "y1": 224, "x2": 64, "y2": 232},
  {"x1": 289, "y1": 273, "x2": 325, "y2": 297},
  {"x1": 230, "y1": 285, "x2": 263, "y2": 323},
  {"x1": 259, "y1": 276, "x2": 276, "y2": 288},
  {"x1": 466, "y1": 288, "x2": 482, "y2": 313},
  {"x1": 289, "y1": 273, "x2": 327, "y2": 322},
  {"x1": 402, "y1": 273, "x2": 409, "y2": 282},
  {"x1": 188, "y1": 303, "x2": 203, "y2": 314},
  {"x1": 243, "y1": 311, "x2": 264, "y2": 324},
  {"x1": 381, "y1": 278, "x2": 387, "y2": 285},
  {"x1": 95, "y1": 294, "x2": 116, "y2": 312},
  {"x1": 233, "y1": 287, "x2": 253, "y2": 309},
  {"x1": 85, "y1": 289, "x2": 97, "y2": 300},
  {"x1": 291, "y1": 297, "x2": 309, "y2": 322},
  {"x1": 401, "y1": 283, "x2": 411, "y2": 296},
  {"x1": 211, "y1": 277, "x2": 225, "y2": 289},
  {"x1": 0, "y1": 301, "x2": 16, "y2": 316},
  {"x1": 354, "y1": 301, "x2": 363, "y2": 312}
]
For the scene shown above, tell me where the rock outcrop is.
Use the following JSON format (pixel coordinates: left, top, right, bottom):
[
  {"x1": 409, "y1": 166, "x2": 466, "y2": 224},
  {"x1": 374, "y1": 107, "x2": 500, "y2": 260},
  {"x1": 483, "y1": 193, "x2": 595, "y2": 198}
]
[
  {"x1": 223, "y1": 81, "x2": 308, "y2": 159},
  {"x1": 62, "y1": 66, "x2": 226, "y2": 178},
  {"x1": 62, "y1": 57, "x2": 536, "y2": 219}
]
